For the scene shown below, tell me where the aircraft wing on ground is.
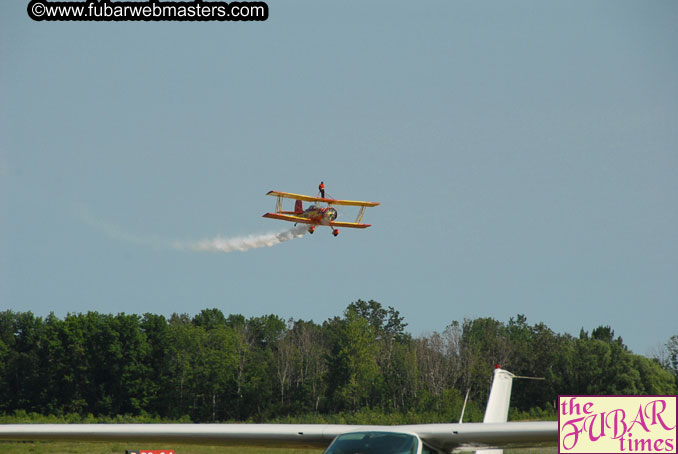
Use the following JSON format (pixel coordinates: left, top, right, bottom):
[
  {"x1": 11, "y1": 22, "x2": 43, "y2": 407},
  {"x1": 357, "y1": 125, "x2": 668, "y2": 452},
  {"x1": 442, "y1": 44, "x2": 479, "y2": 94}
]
[
  {"x1": 267, "y1": 190, "x2": 380, "y2": 207},
  {"x1": 0, "y1": 421, "x2": 556, "y2": 451},
  {"x1": 0, "y1": 423, "x2": 339, "y2": 448},
  {"x1": 410, "y1": 421, "x2": 557, "y2": 451},
  {"x1": 0, "y1": 368, "x2": 557, "y2": 453}
]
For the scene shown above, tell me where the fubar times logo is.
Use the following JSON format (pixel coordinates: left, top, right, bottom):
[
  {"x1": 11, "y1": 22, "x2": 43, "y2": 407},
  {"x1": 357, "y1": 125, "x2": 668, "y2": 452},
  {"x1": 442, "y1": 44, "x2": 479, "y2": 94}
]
[{"x1": 559, "y1": 395, "x2": 677, "y2": 453}]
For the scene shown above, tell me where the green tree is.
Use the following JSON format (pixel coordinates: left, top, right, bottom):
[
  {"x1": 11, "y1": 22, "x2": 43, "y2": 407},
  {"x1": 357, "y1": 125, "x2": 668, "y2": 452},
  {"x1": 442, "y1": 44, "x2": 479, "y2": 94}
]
[
  {"x1": 9, "y1": 312, "x2": 46, "y2": 412},
  {"x1": 591, "y1": 325, "x2": 625, "y2": 348},
  {"x1": 631, "y1": 354, "x2": 677, "y2": 394},
  {"x1": 140, "y1": 313, "x2": 172, "y2": 416},
  {"x1": 288, "y1": 319, "x2": 327, "y2": 413},
  {"x1": 167, "y1": 319, "x2": 204, "y2": 418},
  {"x1": 459, "y1": 317, "x2": 511, "y2": 406},
  {"x1": 193, "y1": 308, "x2": 227, "y2": 330},
  {"x1": 325, "y1": 305, "x2": 381, "y2": 411},
  {"x1": 0, "y1": 311, "x2": 18, "y2": 412},
  {"x1": 1, "y1": 307, "x2": 674, "y2": 422},
  {"x1": 190, "y1": 325, "x2": 239, "y2": 421},
  {"x1": 110, "y1": 313, "x2": 152, "y2": 415},
  {"x1": 273, "y1": 323, "x2": 298, "y2": 407},
  {"x1": 667, "y1": 335, "x2": 678, "y2": 375}
]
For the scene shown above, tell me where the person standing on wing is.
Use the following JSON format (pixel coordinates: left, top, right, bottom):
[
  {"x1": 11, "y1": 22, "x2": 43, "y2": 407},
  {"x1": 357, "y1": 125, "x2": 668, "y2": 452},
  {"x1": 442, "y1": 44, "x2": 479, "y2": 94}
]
[{"x1": 319, "y1": 181, "x2": 325, "y2": 198}]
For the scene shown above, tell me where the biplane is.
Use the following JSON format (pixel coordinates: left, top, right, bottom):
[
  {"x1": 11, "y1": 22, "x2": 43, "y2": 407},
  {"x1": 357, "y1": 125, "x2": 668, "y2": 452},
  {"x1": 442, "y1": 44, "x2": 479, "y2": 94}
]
[{"x1": 262, "y1": 190, "x2": 380, "y2": 237}]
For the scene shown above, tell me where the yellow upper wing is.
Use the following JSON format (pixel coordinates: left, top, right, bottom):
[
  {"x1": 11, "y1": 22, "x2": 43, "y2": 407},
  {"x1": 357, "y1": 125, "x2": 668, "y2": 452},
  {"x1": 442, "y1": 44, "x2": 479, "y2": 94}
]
[{"x1": 267, "y1": 191, "x2": 379, "y2": 207}]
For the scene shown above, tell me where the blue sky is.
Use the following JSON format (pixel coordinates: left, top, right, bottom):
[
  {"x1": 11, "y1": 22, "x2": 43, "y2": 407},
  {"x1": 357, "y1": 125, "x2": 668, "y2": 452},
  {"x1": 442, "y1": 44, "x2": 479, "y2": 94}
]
[{"x1": 1, "y1": 1, "x2": 676, "y2": 356}]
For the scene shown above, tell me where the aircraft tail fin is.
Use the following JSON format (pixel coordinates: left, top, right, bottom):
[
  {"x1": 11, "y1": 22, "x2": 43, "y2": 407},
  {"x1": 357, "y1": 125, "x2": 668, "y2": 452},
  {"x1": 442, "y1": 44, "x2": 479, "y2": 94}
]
[
  {"x1": 482, "y1": 365, "x2": 515, "y2": 423},
  {"x1": 294, "y1": 200, "x2": 303, "y2": 214}
]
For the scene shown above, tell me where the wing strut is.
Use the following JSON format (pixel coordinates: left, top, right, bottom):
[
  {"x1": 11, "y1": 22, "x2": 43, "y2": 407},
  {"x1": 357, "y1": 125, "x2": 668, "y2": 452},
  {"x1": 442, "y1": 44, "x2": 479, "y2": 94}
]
[
  {"x1": 276, "y1": 195, "x2": 283, "y2": 214},
  {"x1": 355, "y1": 206, "x2": 366, "y2": 224}
]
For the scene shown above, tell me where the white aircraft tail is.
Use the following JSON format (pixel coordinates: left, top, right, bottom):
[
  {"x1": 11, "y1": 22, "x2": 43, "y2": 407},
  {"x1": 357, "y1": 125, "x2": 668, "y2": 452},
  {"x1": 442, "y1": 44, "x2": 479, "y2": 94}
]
[{"x1": 482, "y1": 366, "x2": 516, "y2": 423}]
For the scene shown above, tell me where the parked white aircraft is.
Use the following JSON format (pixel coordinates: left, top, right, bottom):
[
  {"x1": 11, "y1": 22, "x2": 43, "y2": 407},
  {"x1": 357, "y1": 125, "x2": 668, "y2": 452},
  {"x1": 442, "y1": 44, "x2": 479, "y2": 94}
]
[{"x1": 0, "y1": 366, "x2": 557, "y2": 453}]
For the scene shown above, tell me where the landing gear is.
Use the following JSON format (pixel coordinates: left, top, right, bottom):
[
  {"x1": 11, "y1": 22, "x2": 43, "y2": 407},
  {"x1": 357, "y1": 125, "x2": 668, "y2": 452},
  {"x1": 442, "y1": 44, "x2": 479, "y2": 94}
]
[
  {"x1": 308, "y1": 226, "x2": 315, "y2": 234},
  {"x1": 332, "y1": 229, "x2": 339, "y2": 237}
]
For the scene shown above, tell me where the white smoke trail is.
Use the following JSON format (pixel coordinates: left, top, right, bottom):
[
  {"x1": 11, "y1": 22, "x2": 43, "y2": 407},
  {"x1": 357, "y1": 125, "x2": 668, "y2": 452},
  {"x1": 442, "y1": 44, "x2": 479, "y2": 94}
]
[
  {"x1": 173, "y1": 224, "x2": 308, "y2": 253},
  {"x1": 77, "y1": 206, "x2": 307, "y2": 253},
  {"x1": 78, "y1": 207, "x2": 171, "y2": 249}
]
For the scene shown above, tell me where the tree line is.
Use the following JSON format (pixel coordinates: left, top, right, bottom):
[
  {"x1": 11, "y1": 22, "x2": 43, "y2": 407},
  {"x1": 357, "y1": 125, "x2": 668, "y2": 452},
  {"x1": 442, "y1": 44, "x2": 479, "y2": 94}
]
[{"x1": 0, "y1": 301, "x2": 676, "y2": 423}]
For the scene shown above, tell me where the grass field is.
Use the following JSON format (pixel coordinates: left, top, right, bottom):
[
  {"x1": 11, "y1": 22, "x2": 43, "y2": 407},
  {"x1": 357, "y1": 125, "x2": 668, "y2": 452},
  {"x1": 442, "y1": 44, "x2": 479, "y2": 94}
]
[{"x1": 0, "y1": 441, "x2": 557, "y2": 454}]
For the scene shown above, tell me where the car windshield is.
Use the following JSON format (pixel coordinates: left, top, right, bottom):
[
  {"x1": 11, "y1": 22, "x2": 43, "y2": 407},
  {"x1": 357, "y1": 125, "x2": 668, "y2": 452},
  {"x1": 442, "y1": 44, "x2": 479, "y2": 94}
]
[{"x1": 324, "y1": 431, "x2": 418, "y2": 454}]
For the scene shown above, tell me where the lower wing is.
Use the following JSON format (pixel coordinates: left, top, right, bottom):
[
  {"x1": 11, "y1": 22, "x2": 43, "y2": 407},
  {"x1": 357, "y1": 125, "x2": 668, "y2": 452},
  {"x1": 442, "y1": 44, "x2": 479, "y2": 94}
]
[
  {"x1": 0, "y1": 421, "x2": 557, "y2": 452},
  {"x1": 329, "y1": 221, "x2": 371, "y2": 229},
  {"x1": 262, "y1": 213, "x2": 315, "y2": 225},
  {"x1": 262, "y1": 213, "x2": 371, "y2": 228}
]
